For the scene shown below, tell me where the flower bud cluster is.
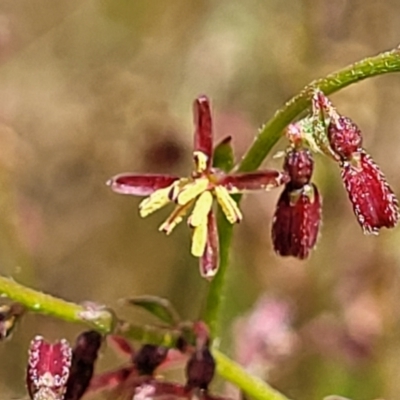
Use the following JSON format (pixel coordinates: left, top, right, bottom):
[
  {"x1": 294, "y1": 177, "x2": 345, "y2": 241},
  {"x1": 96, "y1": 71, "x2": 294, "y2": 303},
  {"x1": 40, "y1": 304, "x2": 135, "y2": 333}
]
[
  {"x1": 314, "y1": 90, "x2": 399, "y2": 234},
  {"x1": 272, "y1": 147, "x2": 321, "y2": 259}
]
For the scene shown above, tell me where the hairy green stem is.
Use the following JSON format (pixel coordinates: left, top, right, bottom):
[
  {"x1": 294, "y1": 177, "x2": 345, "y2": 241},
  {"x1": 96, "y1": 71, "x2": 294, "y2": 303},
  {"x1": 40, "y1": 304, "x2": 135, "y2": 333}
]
[
  {"x1": 239, "y1": 47, "x2": 400, "y2": 172},
  {"x1": 203, "y1": 47, "x2": 400, "y2": 338},
  {"x1": 0, "y1": 274, "x2": 290, "y2": 400},
  {"x1": 0, "y1": 275, "x2": 112, "y2": 333}
]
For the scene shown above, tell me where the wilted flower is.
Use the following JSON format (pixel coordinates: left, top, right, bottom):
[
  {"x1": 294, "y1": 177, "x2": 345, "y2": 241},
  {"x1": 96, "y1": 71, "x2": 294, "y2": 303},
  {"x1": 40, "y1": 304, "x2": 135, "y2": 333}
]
[
  {"x1": 312, "y1": 89, "x2": 399, "y2": 234},
  {"x1": 108, "y1": 96, "x2": 288, "y2": 278},
  {"x1": 0, "y1": 302, "x2": 24, "y2": 340},
  {"x1": 272, "y1": 147, "x2": 321, "y2": 259},
  {"x1": 27, "y1": 336, "x2": 72, "y2": 400}
]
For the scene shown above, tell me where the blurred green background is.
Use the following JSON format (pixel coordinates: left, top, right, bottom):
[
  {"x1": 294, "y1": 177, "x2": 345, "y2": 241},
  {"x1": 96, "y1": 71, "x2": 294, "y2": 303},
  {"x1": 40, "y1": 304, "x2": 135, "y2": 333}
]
[{"x1": 1, "y1": 1, "x2": 400, "y2": 399}]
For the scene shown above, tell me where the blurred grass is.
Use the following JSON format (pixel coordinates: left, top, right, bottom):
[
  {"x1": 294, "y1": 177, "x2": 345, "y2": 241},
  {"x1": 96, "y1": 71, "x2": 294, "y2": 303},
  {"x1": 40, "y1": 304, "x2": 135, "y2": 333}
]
[{"x1": 1, "y1": 1, "x2": 400, "y2": 399}]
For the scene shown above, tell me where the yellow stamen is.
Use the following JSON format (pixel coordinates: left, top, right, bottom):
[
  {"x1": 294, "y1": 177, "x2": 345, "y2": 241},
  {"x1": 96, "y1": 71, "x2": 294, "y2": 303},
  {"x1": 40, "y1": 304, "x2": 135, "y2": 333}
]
[
  {"x1": 169, "y1": 178, "x2": 190, "y2": 202},
  {"x1": 139, "y1": 186, "x2": 173, "y2": 217},
  {"x1": 214, "y1": 186, "x2": 243, "y2": 224},
  {"x1": 189, "y1": 191, "x2": 213, "y2": 227},
  {"x1": 193, "y1": 151, "x2": 209, "y2": 173},
  {"x1": 176, "y1": 178, "x2": 209, "y2": 206},
  {"x1": 191, "y1": 222, "x2": 208, "y2": 257},
  {"x1": 159, "y1": 202, "x2": 192, "y2": 235}
]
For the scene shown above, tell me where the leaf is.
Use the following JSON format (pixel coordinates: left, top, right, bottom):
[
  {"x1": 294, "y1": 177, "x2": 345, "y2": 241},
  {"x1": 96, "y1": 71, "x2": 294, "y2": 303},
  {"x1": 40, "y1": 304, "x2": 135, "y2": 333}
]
[
  {"x1": 126, "y1": 296, "x2": 181, "y2": 326},
  {"x1": 213, "y1": 136, "x2": 234, "y2": 172}
]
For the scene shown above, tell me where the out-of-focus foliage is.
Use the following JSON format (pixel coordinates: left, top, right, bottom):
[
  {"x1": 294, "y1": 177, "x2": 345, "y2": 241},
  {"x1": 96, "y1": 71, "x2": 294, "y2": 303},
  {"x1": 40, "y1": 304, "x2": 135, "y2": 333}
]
[{"x1": 0, "y1": 1, "x2": 400, "y2": 399}]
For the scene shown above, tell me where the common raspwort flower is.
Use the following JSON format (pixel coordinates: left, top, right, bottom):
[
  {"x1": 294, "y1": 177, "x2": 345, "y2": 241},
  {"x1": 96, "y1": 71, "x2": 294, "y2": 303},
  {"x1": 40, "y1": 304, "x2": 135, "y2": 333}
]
[
  {"x1": 27, "y1": 336, "x2": 72, "y2": 400},
  {"x1": 108, "y1": 96, "x2": 288, "y2": 278},
  {"x1": 312, "y1": 89, "x2": 399, "y2": 234},
  {"x1": 272, "y1": 148, "x2": 321, "y2": 259}
]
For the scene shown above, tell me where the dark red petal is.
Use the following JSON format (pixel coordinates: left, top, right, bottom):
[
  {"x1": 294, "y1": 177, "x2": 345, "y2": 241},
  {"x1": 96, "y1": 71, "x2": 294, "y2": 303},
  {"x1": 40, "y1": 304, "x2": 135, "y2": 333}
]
[
  {"x1": 107, "y1": 174, "x2": 179, "y2": 196},
  {"x1": 193, "y1": 96, "x2": 213, "y2": 167},
  {"x1": 88, "y1": 366, "x2": 134, "y2": 394},
  {"x1": 284, "y1": 148, "x2": 314, "y2": 189},
  {"x1": 200, "y1": 211, "x2": 219, "y2": 279},
  {"x1": 27, "y1": 336, "x2": 72, "y2": 400},
  {"x1": 218, "y1": 170, "x2": 289, "y2": 192},
  {"x1": 64, "y1": 331, "x2": 102, "y2": 400},
  {"x1": 328, "y1": 116, "x2": 363, "y2": 160},
  {"x1": 341, "y1": 151, "x2": 399, "y2": 233},
  {"x1": 272, "y1": 184, "x2": 322, "y2": 259}
]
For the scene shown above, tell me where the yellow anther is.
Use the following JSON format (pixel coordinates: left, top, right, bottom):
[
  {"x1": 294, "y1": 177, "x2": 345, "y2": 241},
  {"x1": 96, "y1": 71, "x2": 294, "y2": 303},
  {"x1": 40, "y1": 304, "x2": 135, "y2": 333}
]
[
  {"x1": 191, "y1": 222, "x2": 208, "y2": 257},
  {"x1": 176, "y1": 178, "x2": 209, "y2": 206},
  {"x1": 169, "y1": 178, "x2": 190, "y2": 202},
  {"x1": 214, "y1": 186, "x2": 243, "y2": 224},
  {"x1": 189, "y1": 191, "x2": 213, "y2": 227},
  {"x1": 193, "y1": 151, "x2": 209, "y2": 173},
  {"x1": 159, "y1": 203, "x2": 192, "y2": 235},
  {"x1": 139, "y1": 186, "x2": 172, "y2": 217}
]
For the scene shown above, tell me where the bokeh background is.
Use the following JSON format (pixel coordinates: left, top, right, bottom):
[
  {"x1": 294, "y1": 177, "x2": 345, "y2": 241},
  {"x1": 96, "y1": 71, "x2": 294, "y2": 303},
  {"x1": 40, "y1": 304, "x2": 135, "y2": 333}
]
[{"x1": 1, "y1": 1, "x2": 400, "y2": 399}]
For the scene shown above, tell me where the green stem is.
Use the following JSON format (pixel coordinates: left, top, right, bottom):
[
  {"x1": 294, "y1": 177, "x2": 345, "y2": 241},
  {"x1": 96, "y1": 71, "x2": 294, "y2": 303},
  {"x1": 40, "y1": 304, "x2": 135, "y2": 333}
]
[
  {"x1": 203, "y1": 211, "x2": 234, "y2": 336},
  {"x1": 0, "y1": 274, "x2": 290, "y2": 400},
  {"x1": 214, "y1": 349, "x2": 291, "y2": 400},
  {"x1": 0, "y1": 275, "x2": 112, "y2": 333},
  {"x1": 239, "y1": 47, "x2": 400, "y2": 172},
  {"x1": 203, "y1": 47, "x2": 400, "y2": 337}
]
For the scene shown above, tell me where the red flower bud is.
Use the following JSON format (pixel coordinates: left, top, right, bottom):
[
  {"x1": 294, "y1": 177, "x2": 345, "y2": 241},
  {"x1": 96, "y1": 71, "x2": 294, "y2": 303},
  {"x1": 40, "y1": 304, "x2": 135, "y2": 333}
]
[
  {"x1": 133, "y1": 344, "x2": 168, "y2": 376},
  {"x1": 327, "y1": 116, "x2": 363, "y2": 160},
  {"x1": 341, "y1": 151, "x2": 399, "y2": 233},
  {"x1": 27, "y1": 336, "x2": 72, "y2": 400},
  {"x1": 186, "y1": 346, "x2": 215, "y2": 391},
  {"x1": 64, "y1": 331, "x2": 102, "y2": 400},
  {"x1": 272, "y1": 183, "x2": 322, "y2": 259},
  {"x1": 284, "y1": 148, "x2": 314, "y2": 189}
]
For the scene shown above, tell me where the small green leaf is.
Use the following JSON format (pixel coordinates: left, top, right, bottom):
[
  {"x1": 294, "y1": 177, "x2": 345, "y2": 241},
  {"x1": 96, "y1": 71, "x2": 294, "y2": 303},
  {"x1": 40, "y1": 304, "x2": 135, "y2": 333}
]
[
  {"x1": 213, "y1": 136, "x2": 234, "y2": 172},
  {"x1": 126, "y1": 296, "x2": 181, "y2": 325}
]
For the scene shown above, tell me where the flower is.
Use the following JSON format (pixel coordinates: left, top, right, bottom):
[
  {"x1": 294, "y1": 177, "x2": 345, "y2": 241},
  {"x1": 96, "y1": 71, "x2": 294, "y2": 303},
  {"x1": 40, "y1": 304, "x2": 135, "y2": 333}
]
[
  {"x1": 272, "y1": 147, "x2": 322, "y2": 259},
  {"x1": 108, "y1": 95, "x2": 288, "y2": 278},
  {"x1": 312, "y1": 89, "x2": 399, "y2": 234}
]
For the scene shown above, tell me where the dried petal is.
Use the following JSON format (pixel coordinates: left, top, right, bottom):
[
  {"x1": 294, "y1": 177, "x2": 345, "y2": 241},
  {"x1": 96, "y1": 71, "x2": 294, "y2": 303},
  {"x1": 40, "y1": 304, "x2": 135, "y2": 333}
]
[
  {"x1": 214, "y1": 186, "x2": 243, "y2": 224},
  {"x1": 108, "y1": 174, "x2": 179, "y2": 196},
  {"x1": 327, "y1": 116, "x2": 362, "y2": 159},
  {"x1": 272, "y1": 184, "x2": 322, "y2": 259},
  {"x1": 341, "y1": 151, "x2": 399, "y2": 233},
  {"x1": 200, "y1": 211, "x2": 219, "y2": 279},
  {"x1": 193, "y1": 96, "x2": 213, "y2": 170},
  {"x1": 218, "y1": 170, "x2": 289, "y2": 193},
  {"x1": 159, "y1": 203, "x2": 192, "y2": 234},
  {"x1": 133, "y1": 344, "x2": 168, "y2": 376},
  {"x1": 64, "y1": 331, "x2": 102, "y2": 400},
  {"x1": 27, "y1": 336, "x2": 72, "y2": 400},
  {"x1": 284, "y1": 148, "x2": 314, "y2": 189},
  {"x1": 189, "y1": 191, "x2": 213, "y2": 227},
  {"x1": 139, "y1": 186, "x2": 173, "y2": 217}
]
